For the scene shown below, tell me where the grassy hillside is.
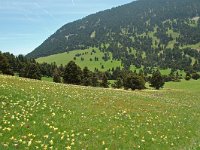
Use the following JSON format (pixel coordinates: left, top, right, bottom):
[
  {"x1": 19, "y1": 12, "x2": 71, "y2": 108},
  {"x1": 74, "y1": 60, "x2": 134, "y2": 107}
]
[
  {"x1": 27, "y1": 0, "x2": 200, "y2": 59},
  {"x1": 182, "y1": 42, "x2": 200, "y2": 51},
  {"x1": 36, "y1": 47, "x2": 186, "y2": 76},
  {"x1": 1, "y1": 75, "x2": 200, "y2": 149},
  {"x1": 35, "y1": 32, "x2": 200, "y2": 73},
  {"x1": 37, "y1": 47, "x2": 122, "y2": 71}
]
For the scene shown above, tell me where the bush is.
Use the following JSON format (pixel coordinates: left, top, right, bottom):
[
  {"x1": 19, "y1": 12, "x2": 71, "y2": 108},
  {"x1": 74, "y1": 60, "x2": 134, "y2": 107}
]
[
  {"x1": 185, "y1": 72, "x2": 191, "y2": 81},
  {"x1": 101, "y1": 73, "x2": 109, "y2": 88},
  {"x1": 124, "y1": 73, "x2": 146, "y2": 90},
  {"x1": 112, "y1": 77, "x2": 123, "y2": 89},
  {"x1": 191, "y1": 72, "x2": 200, "y2": 80},
  {"x1": 2, "y1": 69, "x2": 14, "y2": 76},
  {"x1": 150, "y1": 70, "x2": 165, "y2": 90},
  {"x1": 19, "y1": 63, "x2": 41, "y2": 80},
  {"x1": 0, "y1": 54, "x2": 13, "y2": 76},
  {"x1": 53, "y1": 68, "x2": 61, "y2": 83}
]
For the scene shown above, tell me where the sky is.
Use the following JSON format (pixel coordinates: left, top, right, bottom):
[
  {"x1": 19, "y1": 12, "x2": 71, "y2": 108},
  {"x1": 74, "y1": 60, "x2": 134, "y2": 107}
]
[{"x1": 0, "y1": 0, "x2": 134, "y2": 55}]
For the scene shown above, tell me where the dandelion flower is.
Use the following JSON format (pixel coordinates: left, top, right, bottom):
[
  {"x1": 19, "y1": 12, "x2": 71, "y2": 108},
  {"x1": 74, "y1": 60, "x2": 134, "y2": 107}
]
[
  {"x1": 49, "y1": 140, "x2": 54, "y2": 145},
  {"x1": 66, "y1": 146, "x2": 71, "y2": 150},
  {"x1": 28, "y1": 140, "x2": 32, "y2": 146}
]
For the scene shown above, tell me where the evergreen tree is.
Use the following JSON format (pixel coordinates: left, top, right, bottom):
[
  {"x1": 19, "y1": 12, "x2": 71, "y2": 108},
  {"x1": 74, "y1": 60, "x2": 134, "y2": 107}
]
[
  {"x1": 91, "y1": 73, "x2": 99, "y2": 87},
  {"x1": 59, "y1": 64, "x2": 65, "y2": 77},
  {"x1": 21, "y1": 63, "x2": 41, "y2": 80},
  {"x1": 63, "y1": 61, "x2": 82, "y2": 85},
  {"x1": 101, "y1": 73, "x2": 109, "y2": 88},
  {"x1": 112, "y1": 77, "x2": 123, "y2": 89},
  {"x1": 185, "y1": 72, "x2": 191, "y2": 81},
  {"x1": 19, "y1": 67, "x2": 26, "y2": 77},
  {"x1": 82, "y1": 67, "x2": 92, "y2": 86},
  {"x1": 53, "y1": 68, "x2": 61, "y2": 83},
  {"x1": 191, "y1": 72, "x2": 200, "y2": 80},
  {"x1": 124, "y1": 73, "x2": 146, "y2": 90},
  {"x1": 150, "y1": 70, "x2": 165, "y2": 90},
  {"x1": 0, "y1": 53, "x2": 14, "y2": 75}
]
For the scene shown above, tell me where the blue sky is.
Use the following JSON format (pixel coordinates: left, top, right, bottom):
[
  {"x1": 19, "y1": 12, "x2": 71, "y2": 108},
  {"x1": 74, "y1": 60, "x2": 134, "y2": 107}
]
[{"x1": 0, "y1": 0, "x2": 133, "y2": 55}]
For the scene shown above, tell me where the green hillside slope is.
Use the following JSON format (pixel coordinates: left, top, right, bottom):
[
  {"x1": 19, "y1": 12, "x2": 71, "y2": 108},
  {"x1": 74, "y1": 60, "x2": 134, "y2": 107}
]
[
  {"x1": 27, "y1": 0, "x2": 200, "y2": 59},
  {"x1": 1, "y1": 75, "x2": 200, "y2": 149},
  {"x1": 36, "y1": 47, "x2": 122, "y2": 71},
  {"x1": 29, "y1": 0, "x2": 200, "y2": 72}
]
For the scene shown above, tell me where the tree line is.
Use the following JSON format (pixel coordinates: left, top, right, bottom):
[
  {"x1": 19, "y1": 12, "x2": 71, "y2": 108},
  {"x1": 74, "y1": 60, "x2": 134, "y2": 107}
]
[{"x1": 1, "y1": 51, "x2": 200, "y2": 91}]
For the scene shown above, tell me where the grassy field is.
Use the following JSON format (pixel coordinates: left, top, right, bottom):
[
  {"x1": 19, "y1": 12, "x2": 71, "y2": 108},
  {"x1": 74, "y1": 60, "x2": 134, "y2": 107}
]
[
  {"x1": 36, "y1": 48, "x2": 122, "y2": 71},
  {"x1": 182, "y1": 42, "x2": 200, "y2": 51},
  {"x1": 166, "y1": 29, "x2": 180, "y2": 49},
  {"x1": 1, "y1": 75, "x2": 200, "y2": 149}
]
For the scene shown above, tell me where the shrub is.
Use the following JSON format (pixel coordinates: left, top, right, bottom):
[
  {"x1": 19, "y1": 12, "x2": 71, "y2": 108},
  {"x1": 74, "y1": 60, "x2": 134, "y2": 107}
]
[
  {"x1": 191, "y1": 72, "x2": 200, "y2": 80},
  {"x1": 150, "y1": 70, "x2": 165, "y2": 90},
  {"x1": 124, "y1": 73, "x2": 146, "y2": 90}
]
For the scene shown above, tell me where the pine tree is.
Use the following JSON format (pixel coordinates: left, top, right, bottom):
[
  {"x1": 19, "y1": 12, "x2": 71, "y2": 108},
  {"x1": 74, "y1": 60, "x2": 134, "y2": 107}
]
[
  {"x1": 82, "y1": 67, "x2": 92, "y2": 86},
  {"x1": 91, "y1": 73, "x2": 99, "y2": 87},
  {"x1": 0, "y1": 53, "x2": 14, "y2": 76},
  {"x1": 150, "y1": 70, "x2": 165, "y2": 90},
  {"x1": 59, "y1": 64, "x2": 65, "y2": 77},
  {"x1": 112, "y1": 77, "x2": 123, "y2": 89},
  {"x1": 101, "y1": 73, "x2": 109, "y2": 88},
  {"x1": 124, "y1": 73, "x2": 145, "y2": 90},
  {"x1": 53, "y1": 68, "x2": 61, "y2": 83},
  {"x1": 63, "y1": 61, "x2": 82, "y2": 85},
  {"x1": 22, "y1": 63, "x2": 41, "y2": 80},
  {"x1": 185, "y1": 72, "x2": 191, "y2": 81},
  {"x1": 191, "y1": 72, "x2": 200, "y2": 80}
]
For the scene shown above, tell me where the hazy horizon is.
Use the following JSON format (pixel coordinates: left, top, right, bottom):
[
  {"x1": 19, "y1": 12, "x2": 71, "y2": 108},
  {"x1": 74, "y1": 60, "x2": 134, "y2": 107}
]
[{"x1": 0, "y1": 0, "x2": 133, "y2": 56}]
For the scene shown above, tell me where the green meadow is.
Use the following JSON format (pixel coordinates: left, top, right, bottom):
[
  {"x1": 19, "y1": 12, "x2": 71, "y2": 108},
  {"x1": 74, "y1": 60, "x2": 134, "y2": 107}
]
[
  {"x1": 1, "y1": 75, "x2": 200, "y2": 149},
  {"x1": 36, "y1": 48, "x2": 122, "y2": 71}
]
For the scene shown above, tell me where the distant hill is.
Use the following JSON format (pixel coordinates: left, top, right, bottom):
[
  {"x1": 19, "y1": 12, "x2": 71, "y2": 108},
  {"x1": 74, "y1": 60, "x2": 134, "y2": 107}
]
[{"x1": 28, "y1": 0, "x2": 200, "y2": 72}]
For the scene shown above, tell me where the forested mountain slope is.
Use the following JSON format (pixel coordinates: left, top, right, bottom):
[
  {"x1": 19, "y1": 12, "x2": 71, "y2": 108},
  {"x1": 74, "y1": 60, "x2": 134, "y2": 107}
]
[{"x1": 27, "y1": 0, "x2": 200, "y2": 71}]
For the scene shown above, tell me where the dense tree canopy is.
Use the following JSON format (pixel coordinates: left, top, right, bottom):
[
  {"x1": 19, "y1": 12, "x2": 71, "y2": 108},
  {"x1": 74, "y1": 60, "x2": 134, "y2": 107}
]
[
  {"x1": 123, "y1": 73, "x2": 146, "y2": 90},
  {"x1": 0, "y1": 52, "x2": 11, "y2": 75},
  {"x1": 150, "y1": 70, "x2": 165, "y2": 90},
  {"x1": 25, "y1": 0, "x2": 200, "y2": 74},
  {"x1": 63, "y1": 61, "x2": 82, "y2": 85}
]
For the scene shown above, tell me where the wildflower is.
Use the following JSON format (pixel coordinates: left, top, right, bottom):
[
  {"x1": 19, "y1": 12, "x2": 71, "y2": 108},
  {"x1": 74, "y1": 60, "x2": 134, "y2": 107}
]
[
  {"x1": 61, "y1": 135, "x2": 64, "y2": 140},
  {"x1": 147, "y1": 131, "x2": 152, "y2": 135},
  {"x1": 53, "y1": 127, "x2": 58, "y2": 131},
  {"x1": 28, "y1": 140, "x2": 32, "y2": 146},
  {"x1": 3, "y1": 143, "x2": 8, "y2": 147},
  {"x1": 52, "y1": 113, "x2": 55, "y2": 117},
  {"x1": 49, "y1": 140, "x2": 54, "y2": 145},
  {"x1": 44, "y1": 135, "x2": 49, "y2": 139},
  {"x1": 66, "y1": 146, "x2": 71, "y2": 150},
  {"x1": 7, "y1": 127, "x2": 11, "y2": 131}
]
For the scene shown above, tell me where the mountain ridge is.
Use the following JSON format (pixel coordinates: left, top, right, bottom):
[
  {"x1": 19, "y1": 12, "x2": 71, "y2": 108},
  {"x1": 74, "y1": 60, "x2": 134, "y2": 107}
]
[{"x1": 27, "y1": 0, "x2": 200, "y2": 72}]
